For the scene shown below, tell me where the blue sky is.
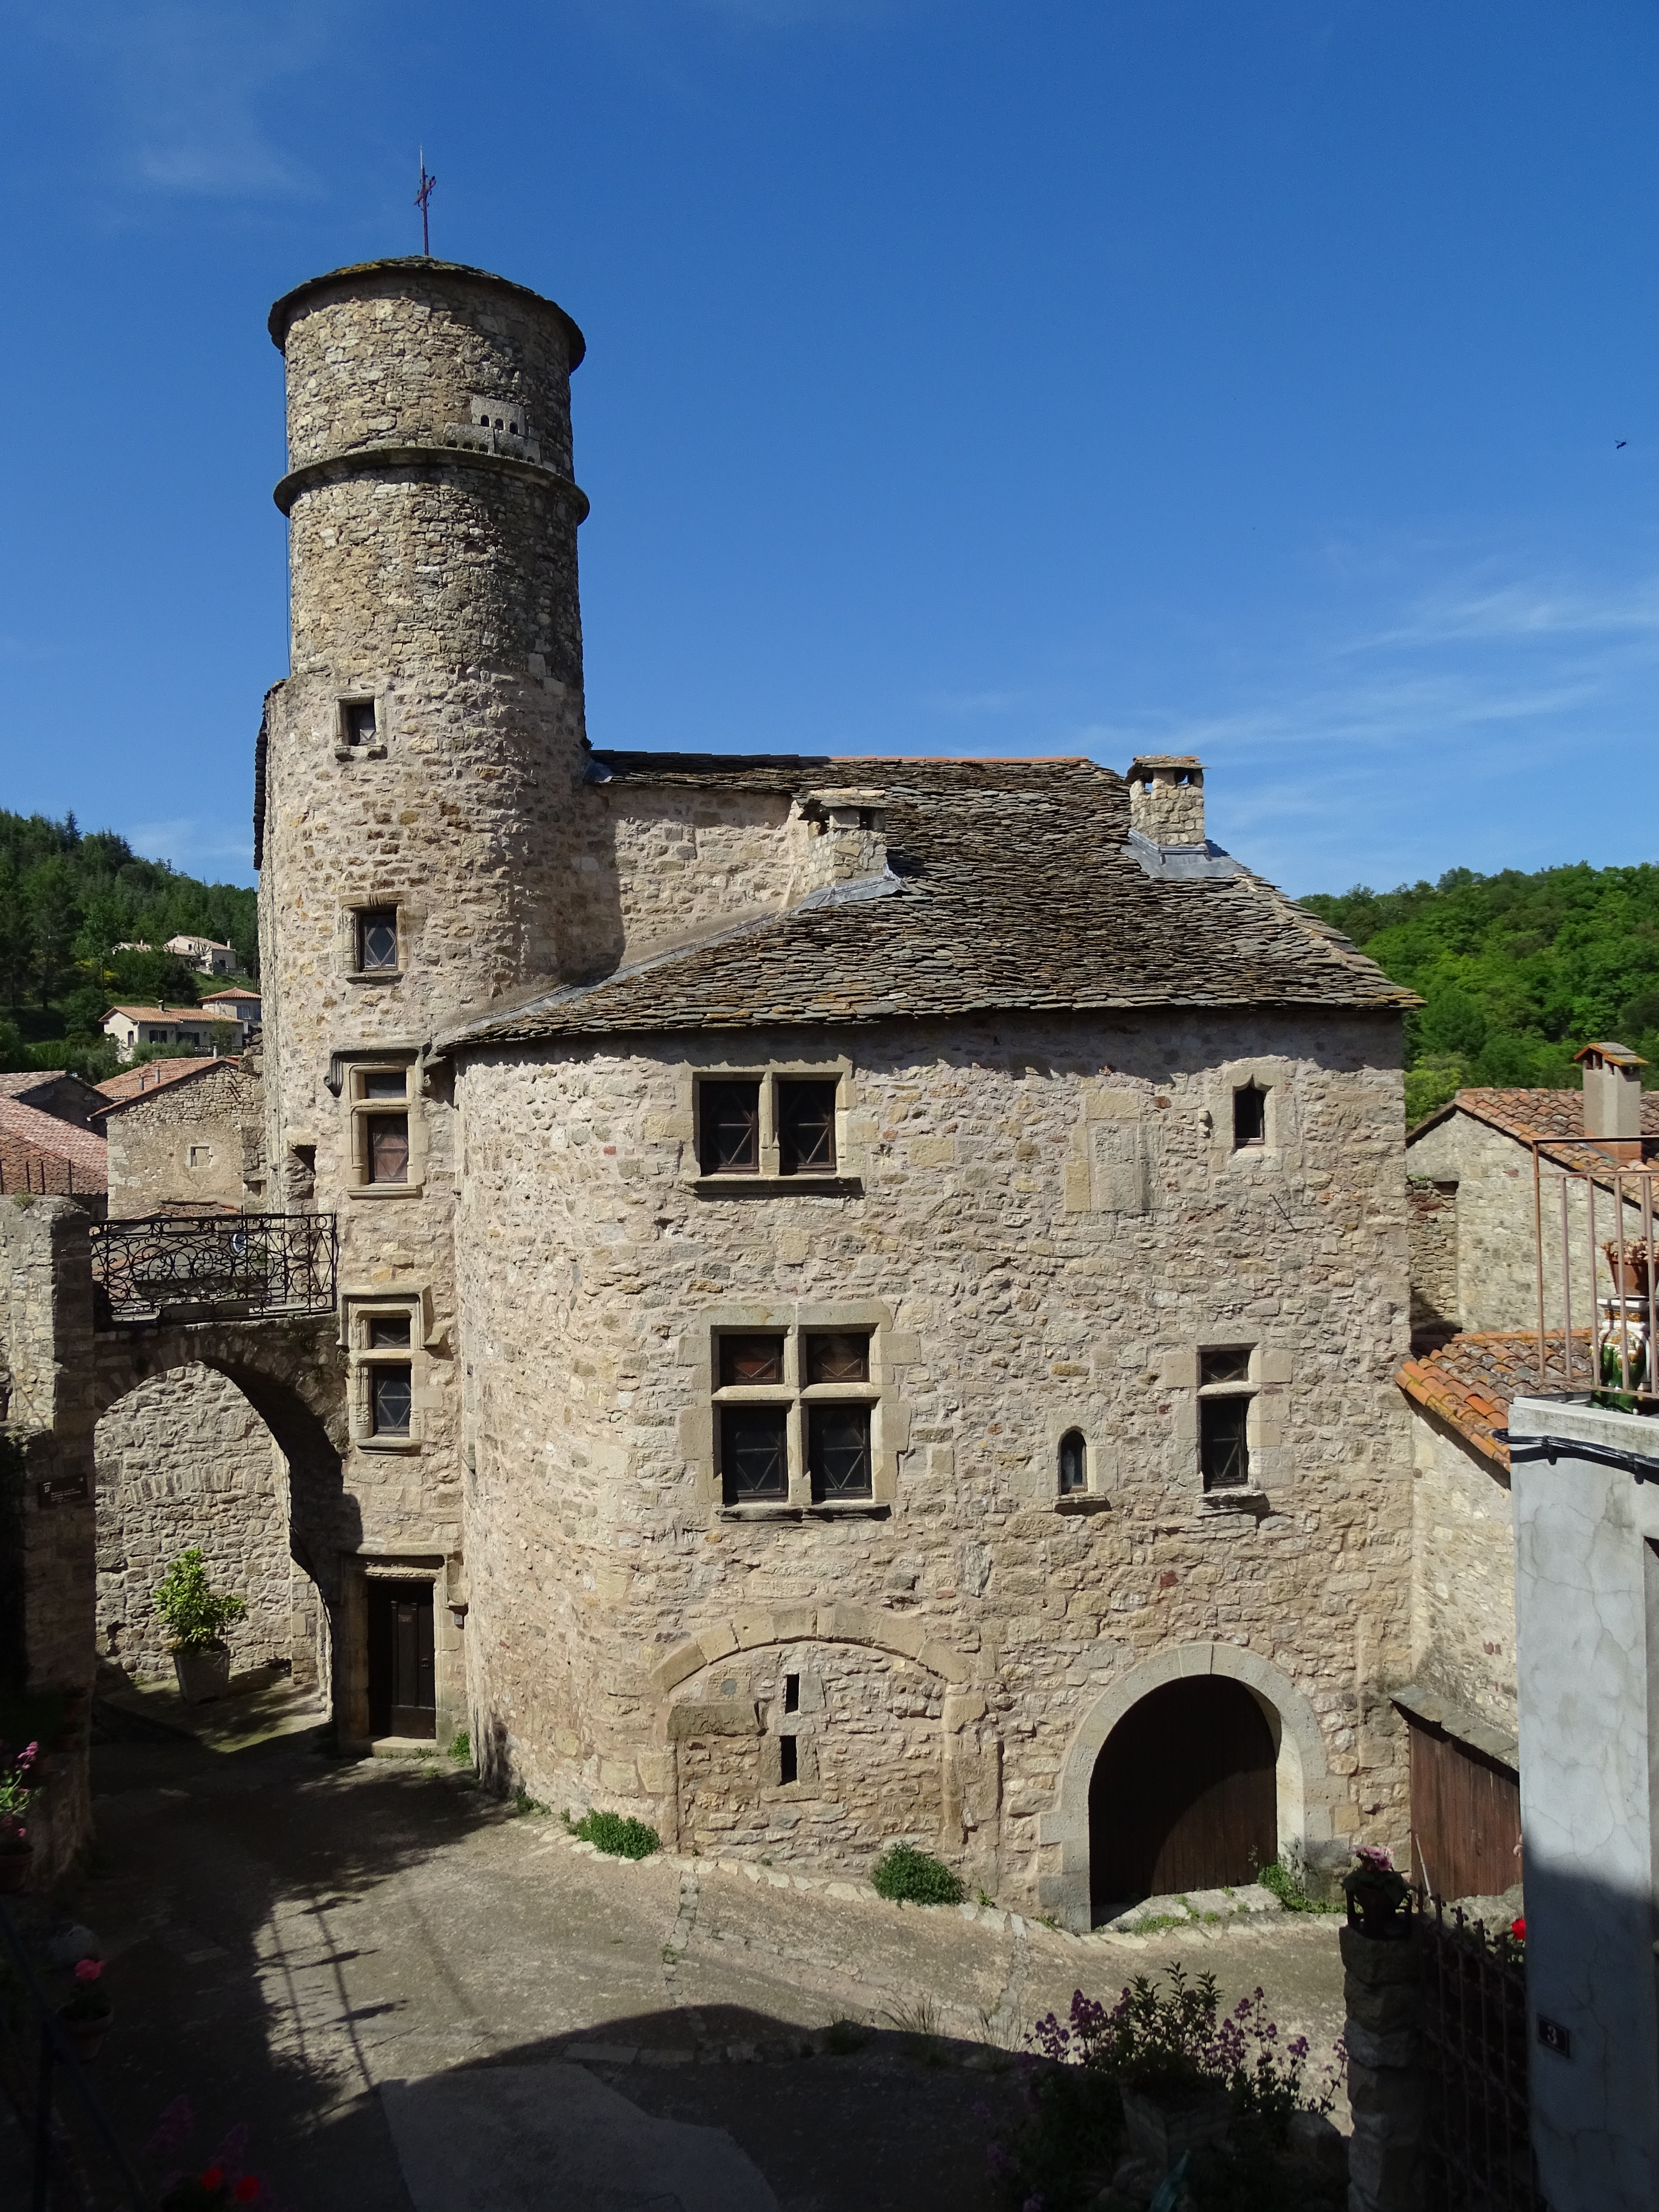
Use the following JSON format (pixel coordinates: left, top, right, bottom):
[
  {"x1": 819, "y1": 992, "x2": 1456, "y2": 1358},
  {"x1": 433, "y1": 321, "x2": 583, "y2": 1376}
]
[{"x1": 0, "y1": 0, "x2": 1653, "y2": 896}]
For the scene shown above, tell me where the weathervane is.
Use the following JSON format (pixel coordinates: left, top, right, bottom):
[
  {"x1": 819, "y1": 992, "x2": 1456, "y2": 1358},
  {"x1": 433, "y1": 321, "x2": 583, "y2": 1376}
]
[{"x1": 415, "y1": 150, "x2": 437, "y2": 257}]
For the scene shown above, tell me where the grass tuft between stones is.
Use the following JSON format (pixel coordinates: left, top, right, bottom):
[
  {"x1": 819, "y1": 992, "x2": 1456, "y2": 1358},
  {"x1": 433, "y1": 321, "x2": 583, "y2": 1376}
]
[
  {"x1": 870, "y1": 1843, "x2": 965, "y2": 1906},
  {"x1": 568, "y1": 1807, "x2": 662, "y2": 1860}
]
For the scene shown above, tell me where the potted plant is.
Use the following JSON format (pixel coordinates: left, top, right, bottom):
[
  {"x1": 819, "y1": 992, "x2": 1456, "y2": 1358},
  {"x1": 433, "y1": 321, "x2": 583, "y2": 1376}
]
[
  {"x1": 1035, "y1": 1968, "x2": 1233, "y2": 2168},
  {"x1": 1342, "y1": 1845, "x2": 1411, "y2": 1937},
  {"x1": 59, "y1": 1957, "x2": 113, "y2": 2061},
  {"x1": 154, "y1": 1549, "x2": 246, "y2": 1704},
  {"x1": 0, "y1": 1741, "x2": 39, "y2": 1893}
]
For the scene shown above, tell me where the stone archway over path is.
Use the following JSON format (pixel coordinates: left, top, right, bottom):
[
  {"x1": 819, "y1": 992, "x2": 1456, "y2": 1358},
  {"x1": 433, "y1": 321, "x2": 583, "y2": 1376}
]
[{"x1": 1038, "y1": 1642, "x2": 1344, "y2": 1933}]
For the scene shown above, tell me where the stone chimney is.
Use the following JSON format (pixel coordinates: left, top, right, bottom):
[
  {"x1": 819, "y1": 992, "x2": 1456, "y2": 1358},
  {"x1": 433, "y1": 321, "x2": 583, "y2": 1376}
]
[
  {"x1": 1127, "y1": 756, "x2": 1205, "y2": 849},
  {"x1": 793, "y1": 789, "x2": 889, "y2": 898},
  {"x1": 1576, "y1": 1042, "x2": 1647, "y2": 1163}
]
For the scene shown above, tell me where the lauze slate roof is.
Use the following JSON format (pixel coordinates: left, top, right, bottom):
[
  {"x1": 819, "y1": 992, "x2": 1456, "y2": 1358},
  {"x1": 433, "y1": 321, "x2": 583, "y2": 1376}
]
[{"x1": 447, "y1": 756, "x2": 1413, "y2": 1047}]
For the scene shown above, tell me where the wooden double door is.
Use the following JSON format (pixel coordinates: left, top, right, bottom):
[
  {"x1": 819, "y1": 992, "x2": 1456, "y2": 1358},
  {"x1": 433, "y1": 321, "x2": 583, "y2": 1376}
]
[
  {"x1": 367, "y1": 1580, "x2": 436, "y2": 1740},
  {"x1": 1406, "y1": 1713, "x2": 1521, "y2": 1903},
  {"x1": 1090, "y1": 1677, "x2": 1278, "y2": 1908}
]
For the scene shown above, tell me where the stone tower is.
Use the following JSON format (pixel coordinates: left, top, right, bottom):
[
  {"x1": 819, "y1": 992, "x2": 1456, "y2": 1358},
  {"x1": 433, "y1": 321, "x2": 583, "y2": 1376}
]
[{"x1": 254, "y1": 257, "x2": 589, "y2": 1746}]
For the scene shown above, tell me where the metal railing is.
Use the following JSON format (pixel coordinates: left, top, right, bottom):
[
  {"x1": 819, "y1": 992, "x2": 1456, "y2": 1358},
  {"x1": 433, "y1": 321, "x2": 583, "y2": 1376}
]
[
  {"x1": 90, "y1": 1211, "x2": 338, "y2": 1324},
  {"x1": 0, "y1": 1898, "x2": 151, "y2": 2211},
  {"x1": 1531, "y1": 1151, "x2": 1659, "y2": 1400},
  {"x1": 1420, "y1": 1896, "x2": 1542, "y2": 2212}
]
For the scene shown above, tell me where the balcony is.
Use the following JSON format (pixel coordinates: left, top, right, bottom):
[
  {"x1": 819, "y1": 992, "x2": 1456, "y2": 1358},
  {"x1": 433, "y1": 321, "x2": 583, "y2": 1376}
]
[{"x1": 90, "y1": 1212, "x2": 338, "y2": 1326}]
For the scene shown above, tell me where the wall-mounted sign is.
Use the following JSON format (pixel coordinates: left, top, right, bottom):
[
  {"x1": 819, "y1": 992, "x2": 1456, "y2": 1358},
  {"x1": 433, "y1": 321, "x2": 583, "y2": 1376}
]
[
  {"x1": 1536, "y1": 2014, "x2": 1572, "y2": 2058},
  {"x1": 35, "y1": 1475, "x2": 89, "y2": 1508}
]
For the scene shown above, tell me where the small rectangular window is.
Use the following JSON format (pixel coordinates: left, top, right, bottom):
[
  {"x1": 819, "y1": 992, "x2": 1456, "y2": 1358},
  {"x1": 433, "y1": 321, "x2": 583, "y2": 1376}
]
[
  {"x1": 805, "y1": 1332, "x2": 870, "y2": 1385},
  {"x1": 371, "y1": 1364, "x2": 413, "y2": 1437},
  {"x1": 1058, "y1": 1429, "x2": 1087, "y2": 1495},
  {"x1": 779, "y1": 1735, "x2": 799, "y2": 1785},
  {"x1": 809, "y1": 1403, "x2": 872, "y2": 1502},
  {"x1": 344, "y1": 700, "x2": 378, "y2": 747},
  {"x1": 1200, "y1": 1346, "x2": 1252, "y2": 1387},
  {"x1": 1233, "y1": 1083, "x2": 1267, "y2": 1149},
  {"x1": 368, "y1": 1314, "x2": 413, "y2": 1349},
  {"x1": 357, "y1": 911, "x2": 399, "y2": 973},
  {"x1": 1200, "y1": 1396, "x2": 1250, "y2": 1490},
  {"x1": 367, "y1": 1113, "x2": 410, "y2": 1185},
  {"x1": 721, "y1": 1404, "x2": 789, "y2": 1503},
  {"x1": 783, "y1": 1673, "x2": 800, "y2": 1713},
  {"x1": 361, "y1": 1070, "x2": 407, "y2": 1100},
  {"x1": 778, "y1": 1079, "x2": 837, "y2": 1174},
  {"x1": 699, "y1": 1080, "x2": 761, "y2": 1173},
  {"x1": 187, "y1": 1145, "x2": 210, "y2": 1169},
  {"x1": 720, "y1": 1334, "x2": 786, "y2": 1386}
]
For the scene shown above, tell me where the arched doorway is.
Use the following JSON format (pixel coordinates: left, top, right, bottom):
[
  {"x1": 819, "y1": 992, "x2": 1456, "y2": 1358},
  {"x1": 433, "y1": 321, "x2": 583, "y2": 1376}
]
[{"x1": 1089, "y1": 1675, "x2": 1277, "y2": 1907}]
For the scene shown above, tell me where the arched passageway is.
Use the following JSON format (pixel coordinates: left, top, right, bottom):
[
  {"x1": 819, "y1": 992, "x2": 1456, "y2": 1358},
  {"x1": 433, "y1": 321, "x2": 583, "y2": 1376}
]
[{"x1": 1089, "y1": 1675, "x2": 1278, "y2": 1907}]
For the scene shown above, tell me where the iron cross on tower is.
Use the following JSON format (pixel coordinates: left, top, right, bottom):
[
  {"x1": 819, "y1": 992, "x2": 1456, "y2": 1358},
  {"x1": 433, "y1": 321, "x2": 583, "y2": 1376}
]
[{"x1": 415, "y1": 151, "x2": 437, "y2": 256}]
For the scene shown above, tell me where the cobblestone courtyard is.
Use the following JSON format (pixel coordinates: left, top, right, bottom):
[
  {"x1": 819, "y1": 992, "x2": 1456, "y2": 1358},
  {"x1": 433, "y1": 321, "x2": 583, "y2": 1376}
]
[{"x1": 11, "y1": 1713, "x2": 1350, "y2": 2211}]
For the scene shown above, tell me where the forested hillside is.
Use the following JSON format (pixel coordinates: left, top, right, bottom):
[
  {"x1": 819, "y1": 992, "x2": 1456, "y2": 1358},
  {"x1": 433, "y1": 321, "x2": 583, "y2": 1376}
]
[
  {"x1": 1300, "y1": 863, "x2": 1659, "y2": 1124},
  {"x1": 0, "y1": 809, "x2": 257, "y2": 1077}
]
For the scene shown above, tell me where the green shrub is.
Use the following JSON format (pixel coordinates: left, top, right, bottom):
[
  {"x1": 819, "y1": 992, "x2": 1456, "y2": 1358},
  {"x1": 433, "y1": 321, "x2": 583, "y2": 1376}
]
[
  {"x1": 870, "y1": 1843, "x2": 964, "y2": 1905},
  {"x1": 1255, "y1": 1858, "x2": 1337, "y2": 1915},
  {"x1": 448, "y1": 1730, "x2": 471, "y2": 1763},
  {"x1": 154, "y1": 1548, "x2": 246, "y2": 1653},
  {"x1": 570, "y1": 1808, "x2": 661, "y2": 1860}
]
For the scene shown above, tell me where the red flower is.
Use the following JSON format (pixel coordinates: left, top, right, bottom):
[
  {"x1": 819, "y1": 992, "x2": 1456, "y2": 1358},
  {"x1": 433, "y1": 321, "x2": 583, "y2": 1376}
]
[
  {"x1": 235, "y1": 2178, "x2": 260, "y2": 2203},
  {"x1": 73, "y1": 1958, "x2": 103, "y2": 1983},
  {"x1": 1510, "y1": 1917, "x2": 1526, "y2": 1941},
  {"x1": 201, "y1": 2169, "x2": 224, "y2": 2190}
]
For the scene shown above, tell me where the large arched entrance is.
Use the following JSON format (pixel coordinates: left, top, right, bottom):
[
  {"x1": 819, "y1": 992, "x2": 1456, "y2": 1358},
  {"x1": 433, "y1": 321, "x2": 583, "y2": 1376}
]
[{"x1": 1089, "y1": 1675, "x2": 1277, "y2": 1906}]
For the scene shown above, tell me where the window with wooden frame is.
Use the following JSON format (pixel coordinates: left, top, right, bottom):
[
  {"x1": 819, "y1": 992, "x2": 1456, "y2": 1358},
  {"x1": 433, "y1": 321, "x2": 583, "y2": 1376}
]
[
  {"x1": 1198, "y1": 1345, "x2": 1254, "y2": 1490},
  {"x1": 338, "y1": 696, "x2": 383, "y2": 752},
  {"x1": 348, "y1": 1298, "x2": 424, "y2": 1448},
  {"x1": 693, "y1": 1071, "x2": 842, "y2": 1179},
  {"x1": 345, "y1": 1060, "x2": 419, "y2": 1193},
  {"x1": 712, "y1": 1324, "x2": 876, "y2": 1507},
  {"x1": 355, "y1": 908, "x2": 400, "y2": 976}
]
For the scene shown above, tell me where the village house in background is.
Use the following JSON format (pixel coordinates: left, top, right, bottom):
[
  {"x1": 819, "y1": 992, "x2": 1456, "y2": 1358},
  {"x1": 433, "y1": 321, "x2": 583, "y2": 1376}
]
[
  {"x1": 100, "y1": 1002, "x2": 245, "y2": 1061},
  {"x1": 93, "y1": 1052, "x2": 267, "y2": 1220},
  {"x1": 200, "y1": 984, "x2": 262, "y2": 1029},
  {"x1": 164, "y1": 933, "x2": 240, "y2": 975}
]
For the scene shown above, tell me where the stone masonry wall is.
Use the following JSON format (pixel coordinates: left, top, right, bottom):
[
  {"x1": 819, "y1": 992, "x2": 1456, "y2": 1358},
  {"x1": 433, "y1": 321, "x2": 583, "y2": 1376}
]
[
  {"x1": 94, "y1": 1365, "x2": 294, "y2": 1681},
  {"x1": 1407, "y1": 1409, "x2": 1515, "y2": 1737},
  {"x1": 1406, "y1": 1177, "x2": 1458, "y2": 1339},
  {"x1": 454, "y1": 1006, "x2": 1414, "y2": 1910},
  {"x1": 103, "y1": 1058, "x2": 263, "y2": 1219}
]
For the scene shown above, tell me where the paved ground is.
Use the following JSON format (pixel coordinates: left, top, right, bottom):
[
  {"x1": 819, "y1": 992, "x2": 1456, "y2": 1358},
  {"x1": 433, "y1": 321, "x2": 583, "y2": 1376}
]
[{"x1": 26, "y1": 1710, "x2": 1350, "y2": 2212}]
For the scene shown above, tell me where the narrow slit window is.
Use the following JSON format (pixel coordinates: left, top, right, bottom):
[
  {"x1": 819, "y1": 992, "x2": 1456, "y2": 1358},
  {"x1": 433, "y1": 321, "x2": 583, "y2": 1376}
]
[
  {"x1": 809, "y1": 1403, "x2": 872, "y2": 1502},
  {"x1": 371, "y1": 1364, "x2": 413, "y2": 1437},
  {"x1": 700, "y1": 1080, "x2": 761, "y2": 1174},
  {"x1": 720, "y1": 1404, "x2": 789, "y2": 1503},
  {"x1": 367, "y1": 1113, "x2": 410, "y2": 1185},
  {"x1": 778, "y1": 1079, "x2": 837, "y2": 1173},
  {"x1": 783, "y1": 1673, "x2": 800, "y2": 1714},
  {"x1": 1058, "y1": 1429, "x2": 1087, "y2": 1495},
  {"x1": 805, "y1": 1333, "x2": 869, "y2": 1384},
  {"x1": 1200, "y1": 1396, "x2": 1250, "y2": 1490},
  {"x1": 779, "y1": 1735, "x2": 798, "y2": 1785},
  {"x1": 357, "y1": 910, "x2": 399, "y2": 973},
  {"x1": 1233, "y1": 1082, "x2": 1267, "y2": 1150}
]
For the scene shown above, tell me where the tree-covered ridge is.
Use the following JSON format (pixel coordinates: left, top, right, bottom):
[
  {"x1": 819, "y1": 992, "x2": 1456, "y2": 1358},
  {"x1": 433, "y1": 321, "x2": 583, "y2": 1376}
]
[
  {"x1": 0, "y1": 808, "x2": 257, "y2": 1077},
  {"x1": 1299, "y1": 862, "x2": 1659, "y2": 1123}
]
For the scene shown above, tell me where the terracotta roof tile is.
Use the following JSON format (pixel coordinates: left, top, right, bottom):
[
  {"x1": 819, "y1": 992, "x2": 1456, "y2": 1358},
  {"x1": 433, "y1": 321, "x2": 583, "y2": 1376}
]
[
  {"x1": 1417, "y1": 1088, "x2": 1659, "y2": 1177},
  {"x1": 1397, "y1": 1330, "x2": 1592, "y2": 1470},
  {"x1": 448, "y1": 754, "x2": 1415, "y2": 1046},
  {"x1": 0, "y1": 1097, "x2": 108, "y2": 1192},
  {"x1": 94, "y1": 1058, "x2": 219, "y2": 1107}
]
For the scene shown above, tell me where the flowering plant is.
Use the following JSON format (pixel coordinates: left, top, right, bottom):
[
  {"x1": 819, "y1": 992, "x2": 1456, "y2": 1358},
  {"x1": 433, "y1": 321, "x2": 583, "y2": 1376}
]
[
  {"x1": 1342, "y1": 1844, "x2": 1410, "y2": 1913},
  {"x1": 0, "y1": 1741, "x2": 38, "y2": 1854},
  {"x1": 147, "y1": 2105, "x2": 266, "y2": 2210},
  {"x1": 62, "y1": 1957, "x2": 112, "y2": 2022}
]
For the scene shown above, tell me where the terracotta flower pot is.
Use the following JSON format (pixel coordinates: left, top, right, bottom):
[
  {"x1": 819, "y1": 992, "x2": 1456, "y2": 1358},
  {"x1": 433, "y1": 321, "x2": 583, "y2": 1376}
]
[
  {"x1": 173, "y1": 1646, "x2": 232, "y2": 1704},
  {"x1": 0, "y1": 1849, "x2": 32, "y2": 1895},
  {"x1": 1120, "y1": 2080, "x2": 1231, "y2": 2169},
  {"x1": 59, "y1": 2008, "x2": 113, "y2": 2062}
]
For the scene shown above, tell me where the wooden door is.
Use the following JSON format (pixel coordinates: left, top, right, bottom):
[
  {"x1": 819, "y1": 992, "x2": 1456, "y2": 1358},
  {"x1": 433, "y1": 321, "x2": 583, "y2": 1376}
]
[
  {"x1": 1407, "y1": 1715, "x2": 1521, "y2": 1903},
  {"x1": 1089, "y1": 1677, "x2": 1278, "y2": 1908},
  {"x1": 367, "y1": 1581, "x2": 437, "y2": 1740}
]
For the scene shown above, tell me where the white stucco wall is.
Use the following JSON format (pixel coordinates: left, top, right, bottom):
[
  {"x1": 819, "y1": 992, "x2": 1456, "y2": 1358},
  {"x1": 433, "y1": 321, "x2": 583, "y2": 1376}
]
[{"x1": 1509, "y1": 1395, "x2": 1659, "y2": 2212}]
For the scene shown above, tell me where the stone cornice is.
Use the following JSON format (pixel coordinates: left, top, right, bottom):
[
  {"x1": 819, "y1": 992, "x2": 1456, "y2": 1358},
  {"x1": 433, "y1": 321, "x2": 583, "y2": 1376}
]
[{"x1": 273, "y1": 440, "x2": 591, "y2": 520}]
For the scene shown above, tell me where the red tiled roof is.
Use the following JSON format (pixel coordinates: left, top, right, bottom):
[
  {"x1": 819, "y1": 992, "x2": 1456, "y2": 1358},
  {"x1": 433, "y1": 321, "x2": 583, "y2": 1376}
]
[
  {"x1": 1397, "y1": 1330, "x2": 1592, "y2": 1470},
  {"x1": 0, "y1": 1096, "x2": 108, "y2": 1193},
  {"x1": 1412, "y1": 1088, "x2": 1659, "y2": 1176},
  {"x1": 93, "y1": 1057, "x2": 219, "y2": 1109}
]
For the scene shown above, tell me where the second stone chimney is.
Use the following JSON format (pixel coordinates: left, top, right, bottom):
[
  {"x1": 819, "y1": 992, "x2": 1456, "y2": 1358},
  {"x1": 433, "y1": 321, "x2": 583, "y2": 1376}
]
[
  {"x1": 1127, "y1": 756, "x2": 1206, "y2": 849},
  {"x1": 1576, "y1": 1041, "x2": 1647, "y2": 1162},
  {"x1": 793, "y1": 789, "x2": 889, "y2": 898}
]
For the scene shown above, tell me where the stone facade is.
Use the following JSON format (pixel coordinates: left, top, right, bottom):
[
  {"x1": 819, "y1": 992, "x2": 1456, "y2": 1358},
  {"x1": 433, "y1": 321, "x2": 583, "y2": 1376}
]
[
  {"x1": 100, "y1": 1055, "x2": 266, "y2": 1218},
  {"x1": 93, "y1": 1365, "x2": 295, "y2": 1680},
  {"x1": 1407, "y1": 1408, "x2": 1514, "y2": 1738}
]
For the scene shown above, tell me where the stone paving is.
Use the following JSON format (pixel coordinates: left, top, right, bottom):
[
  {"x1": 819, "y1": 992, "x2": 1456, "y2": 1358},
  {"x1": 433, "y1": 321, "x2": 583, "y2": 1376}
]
[{"x1": 40, "y1": 1717, "x2": 1350, "y2": 2212}]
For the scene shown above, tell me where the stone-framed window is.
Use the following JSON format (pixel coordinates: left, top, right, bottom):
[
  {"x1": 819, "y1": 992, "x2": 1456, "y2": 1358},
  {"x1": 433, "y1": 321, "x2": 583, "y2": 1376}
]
[
  {"x1": 1198, "y1": 1344, "x2": 1256, "y2": 1491},
  {"x1": 342, "y1": 1054, "x2": 425, "y2": 1197},
  {"x1": 1058, "y1": 1428, "x2": 1088, "y2": 1495},
  {"x1": 694, "y1": 1071, "x2": 844, "y2": 1180},
  {"x1": 338, "y1": 902, "x2": 402, "y2": 981},
  {"x1": 1232, "y1": 1082, "x2": 1267, "y2": 1150},
  {"x1": 343, "y1": 1291, "x2": 431, "y2": 1449},
  {"x1": 681, "y1": 1300, "x2": 911, "y2": 1518},
  {"x1": 335, "y1": 695, "x2": 386, "y2": 757},
  {"x1": 1213, "y1": 1058, "x2": 1291, "y2": 1168}
]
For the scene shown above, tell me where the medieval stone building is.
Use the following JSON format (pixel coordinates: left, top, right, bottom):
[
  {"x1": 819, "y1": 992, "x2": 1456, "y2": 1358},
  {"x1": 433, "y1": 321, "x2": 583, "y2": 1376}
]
[{"x1": 213, "y1": 253, "x2": 1423, "y2": 1925}]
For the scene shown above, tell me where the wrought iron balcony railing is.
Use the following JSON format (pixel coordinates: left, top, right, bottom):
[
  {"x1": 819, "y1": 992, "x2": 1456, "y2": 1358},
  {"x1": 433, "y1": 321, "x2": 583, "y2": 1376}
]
[
  {"x1": 1531, "y1": 1151, "x2": 1659, "y2": 1400},
  {"x1": 90, "y1": 1211, "x2": 338, "y2": 1324}
]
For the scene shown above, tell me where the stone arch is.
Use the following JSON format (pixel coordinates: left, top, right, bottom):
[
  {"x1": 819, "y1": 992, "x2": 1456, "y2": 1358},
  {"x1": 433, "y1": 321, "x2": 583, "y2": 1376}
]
[
  {"x1": 92, "y1": 1317, "x2": 351, "y2": 1700},
  {"x1": 1039, "y1": 1642, "x2": 1339, "y2": 1933},
  {"x1": 648, "y1": 1598, "x2": 971, "y2": 1695}
]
